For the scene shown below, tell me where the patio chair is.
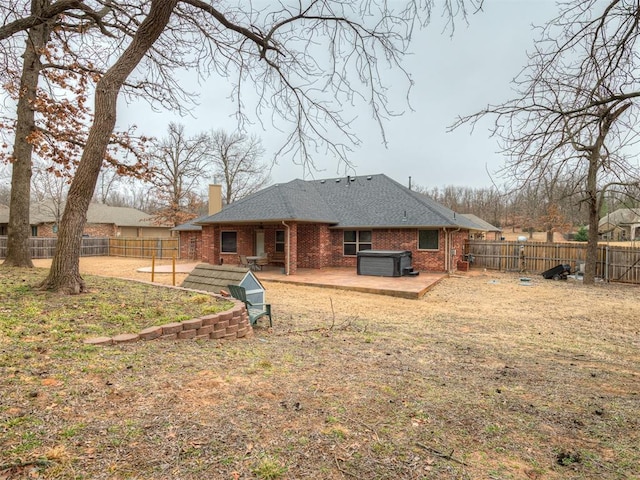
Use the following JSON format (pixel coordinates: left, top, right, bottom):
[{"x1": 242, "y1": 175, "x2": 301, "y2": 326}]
[
  {"x1": 238, "y1": 255, "x2": 249, "y2": 268},
  {"x1": 227, "y1": 284, "x2": 273, "y2": 327},
  {"x1": 255, "y1": 256, "x2": 269, "y2": 270}
]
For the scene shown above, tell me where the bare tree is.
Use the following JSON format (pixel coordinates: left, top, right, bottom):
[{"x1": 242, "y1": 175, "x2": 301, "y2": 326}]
[
  {"x1": 0, "y1": 0, "x2": 193, "y2": 268},
  {"x1": 3, "y1": 0, "x2": 480, "y2": 292},
  {"x1": 0, "y1": 165, "x2": 10, "y2": 205},
  {"x1": 210, "y1": 130, "x2": 269, "y2": 205},
  {"x1": 93, "y1": 168, "x2": 123, "y2": 204},
  {"x1": 40, "y1": 0, "x2": 178, "y2": 293},
  {"x1": 452, "y1": 0, "x2": 640, "y2": 284},
  {"x1": 1, "y1": 0, "x2": 52, "y2": 267},
  {"x1": 147, "y1": 122, "x2": 211, "y2": 226},
  {"x1": 31, "y1": 158, "x2": 69, "y2": 230},
  {"x1": 0, "y1": 1, "x2": 155, "y2": 267}
]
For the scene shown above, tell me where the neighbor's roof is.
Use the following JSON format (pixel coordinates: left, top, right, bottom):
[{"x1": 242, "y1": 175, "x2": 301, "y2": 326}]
[
  {"x1": 0, "y1": 201, "x2": 170, "y2": 227},
  {"x1": 172, "y1": 214, "x2": 208, "y2": 232},
  {"x1": 460, "y1": 214, "x2": 501, "y2": 232},
  {"x1": 198, "y1": 174, "x2": 482, "y2": 230},
  {"x1": 598, "y1": 208, "x2": 640, "y2": 228}
]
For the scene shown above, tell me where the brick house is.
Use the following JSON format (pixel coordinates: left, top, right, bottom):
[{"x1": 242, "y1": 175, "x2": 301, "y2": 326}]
[
  {"x1": 0, "y1": 202, "x2": 172, "y2": 238},
  {"x1": 598, "y1": 208, "x2": 640, "y2": 241},
  {"x1": 196, "y1": 174, "x2": 488, "y2": 275}
]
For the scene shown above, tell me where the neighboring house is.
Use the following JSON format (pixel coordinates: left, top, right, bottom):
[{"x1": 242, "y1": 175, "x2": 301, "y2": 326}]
[
  {"x1": 0, "y1": 202, "x2": 173, "y2": 238},
  {"x1": 460, "y1": 214, "x2": 502, "y2": 240},
  {"x1": 598, "y1": 208, "x2": 640, "y2": 241},
  {"x1": 0, "y1": 205, "x2": 8, "y2": 236},
  {"x1": 197, "y1": 174, "x2": 489, "y2": 275}
]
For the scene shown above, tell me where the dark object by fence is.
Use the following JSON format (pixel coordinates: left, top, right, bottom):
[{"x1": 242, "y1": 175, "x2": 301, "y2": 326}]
[
  {"x1": 357, "y1": 250, "x2": 415, "y2": 277},
  {"x1": 541, "y1": 264, "x2": 571, "y2": 280}
]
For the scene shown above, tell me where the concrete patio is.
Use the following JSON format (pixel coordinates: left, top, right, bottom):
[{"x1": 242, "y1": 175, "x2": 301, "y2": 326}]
[{"x1": 255, "y1": 267, "x2": 446, "y2": 299}]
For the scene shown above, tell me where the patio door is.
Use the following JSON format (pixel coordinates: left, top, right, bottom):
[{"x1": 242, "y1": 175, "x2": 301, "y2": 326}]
[{"x1": 255, "y1": 230, "x2": 265, "y2": 256}]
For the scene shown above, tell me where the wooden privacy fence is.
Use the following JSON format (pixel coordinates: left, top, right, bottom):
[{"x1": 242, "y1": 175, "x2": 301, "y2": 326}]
[
  {"x1": 109, "y1": 237, "x2": 178, "y2": 259},
  {"x1": 465, "y1": 240, "x2": 640, "y2": 284},
  {"x1": 0, "y1": 236, "x2": 109, "y2": 259}
]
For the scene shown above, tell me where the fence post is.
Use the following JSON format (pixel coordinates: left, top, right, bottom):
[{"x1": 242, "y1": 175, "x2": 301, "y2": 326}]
[{"x1": 151, "y1": 252, "x2": 155, "y2": 283}]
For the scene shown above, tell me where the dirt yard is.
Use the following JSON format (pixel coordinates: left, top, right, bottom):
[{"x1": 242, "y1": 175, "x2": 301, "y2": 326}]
[{"x1": 13, "y1": 257, "x2": 640, "y2": 479}]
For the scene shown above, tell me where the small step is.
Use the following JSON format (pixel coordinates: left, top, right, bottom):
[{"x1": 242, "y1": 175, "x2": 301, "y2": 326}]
[{"x1": 403, "y1": 267, "x2": 420, "y2": 277}]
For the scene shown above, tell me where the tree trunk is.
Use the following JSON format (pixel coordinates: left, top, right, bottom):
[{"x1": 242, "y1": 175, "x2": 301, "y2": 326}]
[
  {"x1": 546, "y1": 230, "x2": 554, "y2": 243},
  {"x1": 584, "y1": 149, "x2": 600, "y2": 286},
  {"x1": 39, "y1": 0, "x2": 177, "y2": 293},
  {"x1": 2, "y1": 0, "x2": 51, "y2": 268}
]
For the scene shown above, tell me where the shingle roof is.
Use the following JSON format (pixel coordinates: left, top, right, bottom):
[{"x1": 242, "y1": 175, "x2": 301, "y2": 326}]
[
  {"x1": 181, "y1": 264, "x2": 259, "y2": 294},
  {"x1": 460, "y1": 214, "x2": 501, "y2": 232},
  {"x1": 598, "y1": 208, "x2": 640, "y2": 228},
  {"x1": 0, "y1": 202, "x2": 169, "y2": 227},
  {"x1": 172, "y1": 214, "x2": 208, "y2": 232},
  {"x1": 199, "y1": 174, "x2": 482, "y2": 229}
]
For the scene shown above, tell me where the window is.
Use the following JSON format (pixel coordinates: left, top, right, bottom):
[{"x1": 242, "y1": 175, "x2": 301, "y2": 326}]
[
  {"x1": 275, "y1": 230, "x2": 285, "y2": 252},
  {"x1": 221, "y1": 231, "x2": 237, "y2": 253},
  {"x1": 418, "y1": 229, "x2": 439, "y2": 250},
  {"x1": 31, "y1": 226, "x2": 38, "y2": 237},
  {"x1": 343, "y1": 230, "x2": 372, "y2": 256}
]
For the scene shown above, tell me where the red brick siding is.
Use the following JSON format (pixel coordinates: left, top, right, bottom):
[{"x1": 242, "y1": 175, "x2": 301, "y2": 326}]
[
  {"x1": 34, "y1": 223, "x2": 171, "y2": 239},
  {"x1": 295, "y1": 223, "x2": 332, "y2": 269},
  {"x1": 201, "y1": 223, "x2": 470, "y2": 273},
  {"x1": 288, "y1": 222, "x2": 298, "y2": 274},
  {"x1": 201, "y1": 225, "x2": 215, "y2": 264},
  {"x1": 450, "y1": 230, "x2": 468, "y2": 267},
  {"x1": 202, "y1": 224, "x2": 260, "y2": 266},
  {"x1": 329, "y1": 228, "x2": 469, "y2": 272},
  {"x1": 35, "y1": 222, "x2": 117, "y2": 238},
  {"x1": 178, "y1": 231, "x2": 202, "y2": 259}
]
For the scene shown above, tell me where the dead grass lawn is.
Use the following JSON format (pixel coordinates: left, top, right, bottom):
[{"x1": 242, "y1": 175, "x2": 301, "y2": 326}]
[{"x1": 1, "y1": 258, "x2": 638, "y2": 479}]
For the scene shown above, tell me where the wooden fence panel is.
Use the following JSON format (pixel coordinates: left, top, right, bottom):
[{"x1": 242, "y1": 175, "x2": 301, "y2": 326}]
[
  {"x1": 0, "y1": 236, "x2": 109, "y2": 259},
  {"x1": 465, "y1": 240, "x2": 638, "y2": 284},
  {"x1": 606, "y1": 246, "x2": 640, "y2": 284},
  {"x1": 108, "y1": 237, "x2": 178, "y2": 259}
]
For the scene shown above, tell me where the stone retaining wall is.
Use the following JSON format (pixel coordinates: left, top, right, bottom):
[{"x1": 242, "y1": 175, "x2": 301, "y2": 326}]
[{"x1": 84, "y1": 299, "x2": 253, "y2": 346}]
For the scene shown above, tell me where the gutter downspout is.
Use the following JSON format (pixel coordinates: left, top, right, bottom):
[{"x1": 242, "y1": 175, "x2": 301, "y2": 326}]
[
  {"x1": 447, "y1": 227, "x2": 462, "y2": 274},
  {"x1": 443, "y1": 228, "x2": 448, "y2": 273},
  {"x1": 282, "y1": 220, "x2": 290, "y2": 275}
]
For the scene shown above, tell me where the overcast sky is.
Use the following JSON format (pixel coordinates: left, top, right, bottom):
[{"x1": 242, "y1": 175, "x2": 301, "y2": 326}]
[{"x1": 118, "y1": 1, "x2": 561, "y2": 192}]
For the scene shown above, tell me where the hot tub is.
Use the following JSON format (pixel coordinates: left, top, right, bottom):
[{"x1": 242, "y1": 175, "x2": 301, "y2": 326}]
[{"x1": 356, "y1": 250, "x2": 412, "y2": 277}]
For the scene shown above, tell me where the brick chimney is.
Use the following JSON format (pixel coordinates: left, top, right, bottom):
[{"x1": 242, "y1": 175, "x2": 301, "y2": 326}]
[{"x1": 208, "y1": 184, "x2": 222, "y2": 215}]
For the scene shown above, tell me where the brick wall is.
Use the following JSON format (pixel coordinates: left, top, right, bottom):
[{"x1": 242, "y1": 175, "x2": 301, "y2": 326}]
[
  {"x1": 84, "y1": 298, "x2": 254, "y2": 345},
  {"x1": 201, "y1": 225, "x2": 215, "y2": 264},
  {"x1": 202, "y1": 224, "x2": 262, "y2": 266},
  {"x1": 327, "y1": 228, "x2": 469, "y2": 272},
  {"x1": 35, "y1": 223, "x2": 173, "y2": 239},
  {"x1": 296, "y1": 223, "x2": 332, "y2": 268},
  {"x1": 201, "y1": 223, "x2": 470, "y2": 273},
  {"x1": 36, "y1": 222, "x2": 116, "y2": 238},
  {"x1": 178, "y1": 231, "x2": 202, "y2": 259}
]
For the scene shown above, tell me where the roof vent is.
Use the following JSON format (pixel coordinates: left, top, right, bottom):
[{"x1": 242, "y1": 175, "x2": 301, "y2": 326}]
[
  {"x1": 320, "y1": 180, "x2": 326, "y2": 184},
  {"x1": 350, "y1": 176, "x2": 356, "y2": 182},
  {"x1": 366, "y1": 176, "x2": 372, "y2": 180},
  {"x1": 336, "y1": 178, "x2": 341, "y2": 183}
]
